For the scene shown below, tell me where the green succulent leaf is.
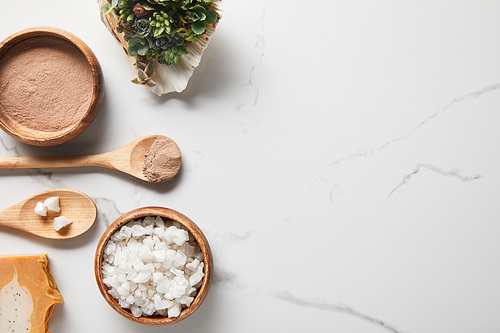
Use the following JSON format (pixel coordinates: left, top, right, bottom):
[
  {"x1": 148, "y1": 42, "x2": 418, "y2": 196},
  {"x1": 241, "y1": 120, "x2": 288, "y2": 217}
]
[
  {"x1": 138, "y1": 44, "x2": 149, "y2": 56},
  {"x1": 145, "y1": 62, "x2": 155, "y2": 76},
  {"x1": 137, "y1": 69, "x2": 147, "y2": 81},
  {"x1": 191, "y1": 20, "x2": 206, "y2": 34},
  {"x1": 205, "y1": 10, "x2": 218, "y2": 24}
]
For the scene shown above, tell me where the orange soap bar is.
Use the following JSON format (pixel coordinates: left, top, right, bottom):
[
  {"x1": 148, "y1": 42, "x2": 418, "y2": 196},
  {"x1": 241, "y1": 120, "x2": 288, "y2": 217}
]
[{"x1": 0, "y1": 254, "x2": 63, "y2": 333}]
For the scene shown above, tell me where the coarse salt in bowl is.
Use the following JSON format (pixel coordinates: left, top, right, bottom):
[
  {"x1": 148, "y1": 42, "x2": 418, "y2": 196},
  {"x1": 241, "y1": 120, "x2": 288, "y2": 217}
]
[{"x1": 94, "y1": 207, "x2": 213, "y2": 326}]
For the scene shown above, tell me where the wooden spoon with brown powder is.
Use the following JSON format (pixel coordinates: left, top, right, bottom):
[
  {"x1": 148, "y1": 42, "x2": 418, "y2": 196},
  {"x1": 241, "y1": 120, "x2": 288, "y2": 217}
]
[{"x1": 0, "y1": 135, "x2": 181, "y2": 183}]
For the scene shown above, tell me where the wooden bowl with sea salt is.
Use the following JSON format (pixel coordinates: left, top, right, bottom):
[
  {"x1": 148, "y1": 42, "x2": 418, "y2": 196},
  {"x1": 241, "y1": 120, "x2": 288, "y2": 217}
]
[
  {"x1": 0, "y1": 27, "x2": 103, "y2": 146},
  {"x1": 94, "y1": 207, "x2": 213, "y2": 326}
]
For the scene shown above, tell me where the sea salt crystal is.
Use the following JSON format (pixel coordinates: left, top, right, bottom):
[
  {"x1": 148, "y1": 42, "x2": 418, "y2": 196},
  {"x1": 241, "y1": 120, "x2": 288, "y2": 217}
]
[
  {"x1": 168, "y1": 302, "x2": 181, "y2": 318},
  {"x1": 34, "y1": 201, "x2": 47, "y2": 216},
  {"x1": 177, "y1": 295, "x2": 194, "y2": 307},
  {"x1": 153, "y1": 294, "x2": 173, "y2": 310},
  {"x1": 102, "y1": 216, "x2": 204, "y2": 318},
  {"x1": 53, "y1": 216, "x2": 72, "y2": 231},
  {"x1": 173, "y1": 251, "x2": 187, "y2": 268},
  {"x1": 44, "y1": 196, "x2": 60, "y2": 212}
]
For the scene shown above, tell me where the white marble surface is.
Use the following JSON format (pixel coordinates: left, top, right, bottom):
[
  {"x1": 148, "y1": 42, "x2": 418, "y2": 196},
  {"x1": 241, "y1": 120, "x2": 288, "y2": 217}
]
[{"x1": 1, "y1": 1, "x2": 500, "y2": 332}]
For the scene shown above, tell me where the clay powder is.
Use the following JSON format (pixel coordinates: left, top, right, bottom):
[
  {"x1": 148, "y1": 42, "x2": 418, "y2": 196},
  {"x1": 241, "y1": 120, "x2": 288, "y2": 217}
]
[
  {"x1": 143, "y1": 136, "x2": 181, "y2": 183},
  {"x1": 0, "y1": 36, "x2": 93, "y2": 133}
]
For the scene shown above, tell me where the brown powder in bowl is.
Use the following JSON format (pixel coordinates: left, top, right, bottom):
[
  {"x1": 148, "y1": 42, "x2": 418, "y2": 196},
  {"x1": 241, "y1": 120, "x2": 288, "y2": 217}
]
[
  {"x1": 143, "y1": 136, "x2": 182, "y2": 183},
  {"x1": 0, "y1": 36, "x2": 93, "y2": 133}
]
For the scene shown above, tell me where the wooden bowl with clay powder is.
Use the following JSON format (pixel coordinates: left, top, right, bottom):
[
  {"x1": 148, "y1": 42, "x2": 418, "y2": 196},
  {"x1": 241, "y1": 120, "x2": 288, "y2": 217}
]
[
  {"x1": 0, "y1": 27, "x2": 103, "y2": 146},
  {"x1": 94, "y1": 207, "x2": 213, "y2": 326}
]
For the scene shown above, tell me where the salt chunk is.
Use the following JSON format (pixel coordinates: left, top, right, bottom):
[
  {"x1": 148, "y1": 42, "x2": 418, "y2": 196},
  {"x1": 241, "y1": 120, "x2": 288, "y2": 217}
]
[
  {"x1": 44, "y1": 196, "x2": 60, "y2": 212},
  {"x1": 152, "y1": 227, "x2": 165, "y2": 238},
  {"x1": 163, "y1": 226, "x2": 176, "y2": 244},
  {"x1": 143, "y1": 302, "x2": 156, "y2": 316},
  {"x1": 180, "y1": 243, "x2": 195, "y2": 257},
  {"x1": 176, "y1": 295, "x2": 194, "y2": 307},
  {"x1": 121, "y1": 225, "x2": 133, "y2": 238},
  {"x1": 189, "y1": 266, "x2": 204, "y2": 287},
  {"x1": 143, "y1": 216, "x2": 155, "y2": 227},
  {"x1": 172, "y1": 229, "x2": 189, "y2": 246},
  {"x1": 170, "y1": 267, "x2": 184, "y2": 277},
  {"x1": 131, "y1": 305, "x2": 142, "y2": 317},
  {"x1": 163, "y1": 289, "x2": 174, "y2": 300},
  {"x1": 154, "y1": 240, "x2": 167, "y2": 251},
  {"x1": 53, "y1": 216, "x2": 72, "y2": 231},
  {"x1": 156, "y1": 279, "x2": 171, "y2": 294},
  {"x1": 119, "y1": 299, "x2": 130, "y2": 308},
  {"x1": 153, "y1": 250, "x2": 167, "y2": 262},
  {"x1": 165, "y1": 249, "x2": 176, "y2": 263},
  {"x1": 143, "y1": 237, "x2": 155, "y2": 250},
  {"x1": 185, "y1": 259, "x2": 200, "y2": 272},
  {"x1": 131, "y1": 224, "x2": 147, "y2": 237},
  {"x1": 102, "y1": 263, "x2": 115, "y2": 275},
  {"x1": 108, "y1": 288, "x2": 120, "y2": 299},
  {"x1": 103, "y1": 275, "x2": 119, "y2": 288},
  {"x1": 154, "y1": 216, "x2": 165, "y2": 228},
  {"x1": 34, "y1": 201, "x2": 47, "y2": 216},
  {"x1": 141, "y1": 263, "x2": 155, "y2": 274},
  {"x1": 167, "y1": 301, "x2": 182, "y2": 318},
  {"x1": 171, "y1": 276, "x2": 188, "y2": 298},
  {"x1": 132, "y1": 271, "x2": 151, "y2": 283},
  {"x1": 152, "y1": 272, "x2": 163, "y2": 283},
  {"x1": 104, "y1": 241, "x2": 117, "y2": 255},
  {"x1": 139, "y1": 246, "x2": 154, "y2": 262},
  {"x1": 173, "y1": 250, "x2": 187, "y2": 268},
  {"x1": 126, "y1": 295, "x2": 135, "y2": 305},
  {"x1": 153, "y1": 294, "x2": 173, "y2": 310}
]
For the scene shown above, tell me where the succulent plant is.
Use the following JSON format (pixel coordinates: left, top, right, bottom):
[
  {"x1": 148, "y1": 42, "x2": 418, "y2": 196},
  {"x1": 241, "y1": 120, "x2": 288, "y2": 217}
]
[
  {"x1": 146, "y1": 48, "x2": 162, "y2": 60},
  {"x1": 132, "y1": 17, "x2": 152, "y2": 37},
  {"x1": 118, "y1": 0, "x2": 136, "y2": 21},
  {"x1": 125, "y1": 36, "x2": 150, "y2": 56},
  {"x1": 158, "y1": 45, "x2": 188, "y2": 65},
  {"x1": 149, "y1": 10, "x2": 174, "y2": 37},
  {"x1": 133, "y1": 3, "x2": 153, "y2": 17},
  {"x1": 131, "y1": 61, "x2": 157, "y2": 87},
  {"x1": 110, "y1": 0, "x2": 220, "y2": 66},
  {"x1": 152, "y1": 35, "x2": 169, "y2": 50},
  {"x1": 186, "y1": 5, "x2": 218, "y2": 35}
]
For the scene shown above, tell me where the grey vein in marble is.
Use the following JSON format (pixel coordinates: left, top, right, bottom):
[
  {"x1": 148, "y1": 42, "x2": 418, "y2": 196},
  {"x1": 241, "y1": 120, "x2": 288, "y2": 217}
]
[
  {"x1": 309, "y1": 147, "x2": 373, "y2": 190},
  {"x1": 389, "y1": 163, "x2": 483, "y2": 196},
  {"x1": 274, "y1": 290, "x2": 402, "y2": 333},
  {"x1": 27, "y1": 169, "x2": 66, "y2": 188},
  {"x1": 379, "y1": 82, "x2": 500, "y2": 151},
  {"x1": 313, "y1": 82, "x2": 500, "y2": 198},
  {"x1": 93, "y1": 197, "x2": 124, "y2": 227},
  {"x1": 0, "y1": 137, "x2": 21, "y2": 156},
  {"x1": 0, "y1": 136, "x2": 67, "y2": 188},
  {"x1": 235, "y1": 8, "x2": 265, "y2": 113}
]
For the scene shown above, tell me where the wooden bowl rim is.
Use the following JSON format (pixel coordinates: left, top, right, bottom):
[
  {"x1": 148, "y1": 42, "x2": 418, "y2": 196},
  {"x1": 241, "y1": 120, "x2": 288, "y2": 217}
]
[
  {"x1": 0, "y1": 26, "x2": 103, "y2": 146},
  {"x1": 94, "y1": 206, "x2": 213, "y2": 326}
]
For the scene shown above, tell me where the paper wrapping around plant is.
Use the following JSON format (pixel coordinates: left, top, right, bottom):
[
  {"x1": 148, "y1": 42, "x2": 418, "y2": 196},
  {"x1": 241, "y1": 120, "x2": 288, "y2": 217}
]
[{"x1": 98, "y1": 0, "x2": 222, "y2": 96}]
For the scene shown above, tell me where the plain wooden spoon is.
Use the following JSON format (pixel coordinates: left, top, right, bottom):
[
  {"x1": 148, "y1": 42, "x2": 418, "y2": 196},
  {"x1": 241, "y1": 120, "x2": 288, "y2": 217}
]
[
  {"x1": 0, "y1": 135, "x2": 181, "y2": 183},
  {"x1": 0, "y1": 188, "x2": 97, "y2": 239}
]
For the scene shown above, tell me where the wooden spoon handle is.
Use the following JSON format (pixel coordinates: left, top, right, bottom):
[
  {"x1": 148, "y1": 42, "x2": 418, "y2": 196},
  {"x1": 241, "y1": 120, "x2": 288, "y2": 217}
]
[
  {"x1": 0, "y1": 205, "x2": 23, "y2": 230},
  {"x1": 0, "y1": 154, "x2": 111, "y2": 170}
]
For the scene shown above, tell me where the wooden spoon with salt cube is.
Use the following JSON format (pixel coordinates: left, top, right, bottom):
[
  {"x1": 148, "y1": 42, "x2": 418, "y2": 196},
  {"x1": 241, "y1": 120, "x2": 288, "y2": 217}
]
[{"x1": 0, "y1": 188, "x2": 96, "y2": 239}]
